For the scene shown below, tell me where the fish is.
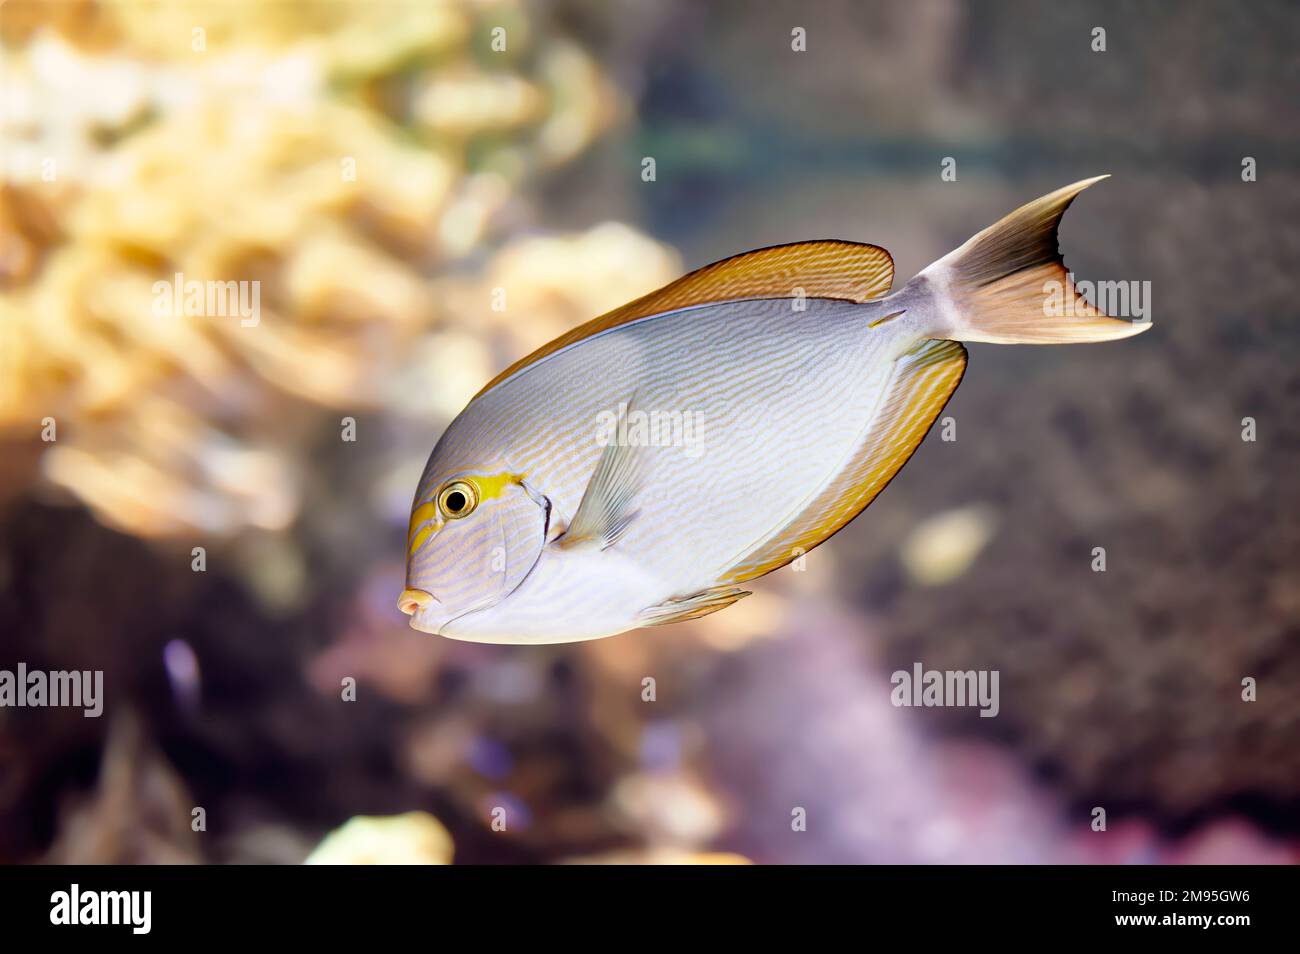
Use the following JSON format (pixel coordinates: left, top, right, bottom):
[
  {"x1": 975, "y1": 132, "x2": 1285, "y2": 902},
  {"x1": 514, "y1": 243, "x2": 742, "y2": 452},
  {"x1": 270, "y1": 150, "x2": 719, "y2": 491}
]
[{"x1": 399, "y1": 176, "x2": 1149, "y2": 643}]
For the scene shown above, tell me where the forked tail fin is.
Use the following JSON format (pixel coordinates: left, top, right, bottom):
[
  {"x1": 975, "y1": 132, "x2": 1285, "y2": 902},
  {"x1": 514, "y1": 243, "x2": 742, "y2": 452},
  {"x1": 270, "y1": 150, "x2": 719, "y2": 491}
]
[{"x1": 908, "y1": 176, "x2": 1149, "y2": 344}]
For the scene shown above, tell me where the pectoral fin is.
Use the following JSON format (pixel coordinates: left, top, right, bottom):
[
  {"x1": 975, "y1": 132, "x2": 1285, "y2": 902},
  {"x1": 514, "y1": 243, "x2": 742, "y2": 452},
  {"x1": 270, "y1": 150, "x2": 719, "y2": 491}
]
[
  {"x1": 638, "y1": 585, "x2": 751, "y2": 626},
  {"x1": 556, "y1": 404, "x2": 645, "y2": 551}
]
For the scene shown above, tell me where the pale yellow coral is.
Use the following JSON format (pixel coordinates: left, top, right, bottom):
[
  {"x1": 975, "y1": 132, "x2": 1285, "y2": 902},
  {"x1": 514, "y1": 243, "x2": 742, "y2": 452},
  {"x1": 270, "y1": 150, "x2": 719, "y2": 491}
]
[
  {"x1": 440, "y1": 222, "x2": 682, "y2": 357},
  {"x1": 0, "y1": 1, "x2": 641, "y2": 541},
  {"x1": 563, "y1": 849, "x2": 753, "y2": 865},
  {"x1": 305, "y1": 812, "x2": 454, "y2": 866},
  {"x1": 899, "y1": 504, "x2": 1000, "y2": 586}
]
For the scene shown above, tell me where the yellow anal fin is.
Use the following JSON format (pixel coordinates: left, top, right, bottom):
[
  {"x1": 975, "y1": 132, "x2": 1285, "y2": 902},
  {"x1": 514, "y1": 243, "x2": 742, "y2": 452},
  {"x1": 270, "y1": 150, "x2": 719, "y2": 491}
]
[
  {"x1": 639, "y1": 585, "x2": 751, "y2": 627},
  {"x1": 476, "y1": 240, "x2": 895, "y2": 397},
  {"x1": 723, "y1": 338, "x2": 968, "y2": 583}
]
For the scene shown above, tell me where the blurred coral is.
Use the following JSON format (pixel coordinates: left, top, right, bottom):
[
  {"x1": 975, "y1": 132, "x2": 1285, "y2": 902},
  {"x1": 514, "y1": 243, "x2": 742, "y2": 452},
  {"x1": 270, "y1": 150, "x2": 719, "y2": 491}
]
[
  {"x1": 305, "y1": 812, "x2": 453, "y2": 865},
  {"x1": 0, "y1": 0, "x2": 631, "y2": 540},
  {"x1": 43, "y1": 711, "x2": 202, "y2": 864},
  {"x1": 563, "y1": 848, "x2": 752, "y2": 865},
  {"x1": 898, "y1": 504, "x2": 999, "y2": 586}
]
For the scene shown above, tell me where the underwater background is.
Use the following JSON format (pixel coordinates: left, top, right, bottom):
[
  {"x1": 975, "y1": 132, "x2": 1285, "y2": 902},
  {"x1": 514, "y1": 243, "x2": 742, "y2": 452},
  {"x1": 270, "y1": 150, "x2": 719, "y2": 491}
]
[{"x1": 1, "y1": 0, "x2": 1296, "y2": 863}]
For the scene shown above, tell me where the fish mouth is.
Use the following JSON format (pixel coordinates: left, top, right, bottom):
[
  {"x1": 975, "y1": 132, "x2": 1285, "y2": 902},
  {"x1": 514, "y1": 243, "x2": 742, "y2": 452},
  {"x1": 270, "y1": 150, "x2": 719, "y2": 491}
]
[
  {"x1": 403, "y1": 588, "x2": 514, "y2": 639},
  {"x1": 400, "y1": 588, "x2": 457, "y2": 636},
  {"x1": 397, "y1": 588, "x2": 437, "y2": 617}
]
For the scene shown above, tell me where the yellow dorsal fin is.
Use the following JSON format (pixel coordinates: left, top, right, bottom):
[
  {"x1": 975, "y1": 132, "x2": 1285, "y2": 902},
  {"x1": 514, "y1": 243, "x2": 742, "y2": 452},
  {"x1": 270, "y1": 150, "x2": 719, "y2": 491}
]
[
  {"x1": 722, "y1": 338, "x2": 967, "y2": 583},
  {"x1": 475, "y1": 240, "x2": 895, "y2": 397}
]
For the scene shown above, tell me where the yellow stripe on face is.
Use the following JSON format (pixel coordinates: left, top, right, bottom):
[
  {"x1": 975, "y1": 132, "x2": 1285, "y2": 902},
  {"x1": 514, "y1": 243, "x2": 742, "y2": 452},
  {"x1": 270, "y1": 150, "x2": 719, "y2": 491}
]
[
  {"x1": 407, "y1": 501, "x2": 440, "y2": 553},
  {"x1": 408, "y1": 523, "x2": 435, "y2": 557},
  {"x1": 471, "y1": 472, "x2": 523, "y2": 503},
  {"x1": 407, "y1": 472, "x2": 523, "y2": 556}
]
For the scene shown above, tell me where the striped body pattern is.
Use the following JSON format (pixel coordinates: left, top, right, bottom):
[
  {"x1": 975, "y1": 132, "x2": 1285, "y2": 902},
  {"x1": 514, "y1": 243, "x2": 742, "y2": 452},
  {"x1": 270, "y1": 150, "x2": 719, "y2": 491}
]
[{"x1": 400, "y1": 178, "x2": 1147, "y2": 643}]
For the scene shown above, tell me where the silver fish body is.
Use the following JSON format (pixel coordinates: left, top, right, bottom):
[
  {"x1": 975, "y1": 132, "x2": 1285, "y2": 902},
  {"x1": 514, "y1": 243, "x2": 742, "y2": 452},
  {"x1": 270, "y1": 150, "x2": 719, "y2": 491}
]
[{"x1": 401, "y1": 178, "x2": 1148, "y2": 643}]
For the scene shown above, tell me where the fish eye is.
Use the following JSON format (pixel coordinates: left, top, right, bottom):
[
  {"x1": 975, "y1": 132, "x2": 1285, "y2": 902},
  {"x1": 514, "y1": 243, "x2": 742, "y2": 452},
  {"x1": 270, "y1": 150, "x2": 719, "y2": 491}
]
[{"x1": 438, "y1": 480, "x2": 478, "y2": 519}]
